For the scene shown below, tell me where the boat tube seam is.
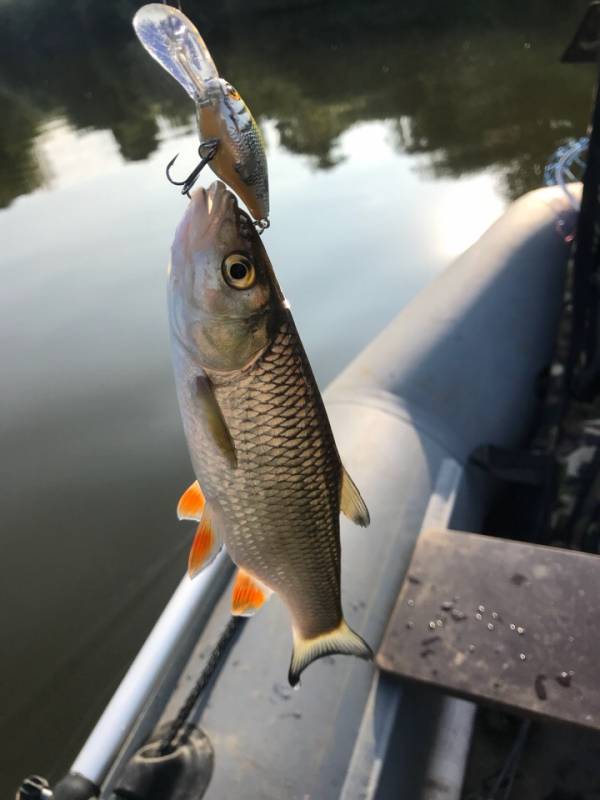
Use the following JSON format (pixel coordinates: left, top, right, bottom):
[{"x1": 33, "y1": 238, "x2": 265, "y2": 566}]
[
  {"x1": 340, "y1": 458, "x2": 475, "y2": 800},
  {"x1": 326, "y1": 387, "x2": 467, "y2": 465}
]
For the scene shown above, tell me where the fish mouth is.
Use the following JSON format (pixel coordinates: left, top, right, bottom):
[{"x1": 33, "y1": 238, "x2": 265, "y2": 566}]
[{"x1": 185, "y1": 180, "x2": 237, "y2": 248}]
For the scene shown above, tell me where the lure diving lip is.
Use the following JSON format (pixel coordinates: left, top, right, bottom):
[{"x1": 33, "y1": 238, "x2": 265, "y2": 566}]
[{"x1": 133, "y1": 3, "x2": 270, "y2": 223}]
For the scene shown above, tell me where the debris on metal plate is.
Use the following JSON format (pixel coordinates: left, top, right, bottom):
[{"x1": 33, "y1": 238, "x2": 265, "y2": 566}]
[{"x1": 377, "y1": 527, "x2": 600, "y2": 731}]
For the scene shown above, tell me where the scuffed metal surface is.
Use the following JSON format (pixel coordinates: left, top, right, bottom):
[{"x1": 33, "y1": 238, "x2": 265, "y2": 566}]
[{"x1": 378, "y1": 528, "x2": 600, "y2": 731}]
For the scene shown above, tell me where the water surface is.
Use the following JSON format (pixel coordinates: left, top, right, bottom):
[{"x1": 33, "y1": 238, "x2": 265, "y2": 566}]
[{"x1": 0, "y1": 0, "x2": 591, "y2": 793}]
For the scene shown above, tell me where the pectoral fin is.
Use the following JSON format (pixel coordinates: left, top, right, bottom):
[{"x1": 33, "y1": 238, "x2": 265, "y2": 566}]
[
  {"x1": 231, "y1": 568, "x2": 273, "y2": 617},
  {"x1": 340, "y1": 467, "x2": 370, "y2": 527},
  {"x1": 188, "y1": 505, "x2": 223, "y2": 578},
  {"x1": 194, "y1": 373, "x2": 237, "y2": 468},
  {"x1": 177, "y1": 480, "x2": 206, "y2": 521}
]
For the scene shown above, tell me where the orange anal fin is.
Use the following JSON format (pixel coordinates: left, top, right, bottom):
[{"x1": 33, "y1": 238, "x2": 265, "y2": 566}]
[
  {"x1": 188, "y1": 508, "x2": 221, "y2": 578},
  {"x1": 231, "y1": 569, "x2": 273, "y2": 617},
  {"x1": 177, "y1": 480, "x2": 206, "y2": 521}
]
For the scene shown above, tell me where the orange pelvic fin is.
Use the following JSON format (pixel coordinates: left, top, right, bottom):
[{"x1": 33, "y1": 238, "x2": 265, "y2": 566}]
[
  {"x1": 231, "y1": 569, "x2": 273, "y2": 617},
  {"x1": 177, "y1": 480, "x2": 206, "y2": 521},
  {"x1": 188, "y1": 506, "x2": 222, "y2": 578},
  {"x1": 340, "y1": 467, "x2": 370, "y2": 527}
]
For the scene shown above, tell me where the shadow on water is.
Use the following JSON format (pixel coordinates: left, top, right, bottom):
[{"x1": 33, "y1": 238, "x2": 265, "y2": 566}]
[{"x1": 0, "y1": 0, "x2": 593, "y2": 208}]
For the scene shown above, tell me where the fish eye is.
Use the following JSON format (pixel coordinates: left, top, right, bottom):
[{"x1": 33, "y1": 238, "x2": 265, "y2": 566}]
[{"x1": 222, "y1": 254, "x2": 256, "y2": 290}]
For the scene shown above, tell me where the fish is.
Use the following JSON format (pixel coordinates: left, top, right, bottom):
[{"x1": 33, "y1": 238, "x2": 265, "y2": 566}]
[
  {"x1": 133, "y1": 3, "x2": 269, "y2": 223},
  {"x1": 168, "y1": 180, "x2": 372, "y2": 685}
]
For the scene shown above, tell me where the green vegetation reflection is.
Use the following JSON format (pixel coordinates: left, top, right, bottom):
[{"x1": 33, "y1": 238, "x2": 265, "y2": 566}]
[{"x1": 0, "y1": 0, "x2": 593, "y2": 207}]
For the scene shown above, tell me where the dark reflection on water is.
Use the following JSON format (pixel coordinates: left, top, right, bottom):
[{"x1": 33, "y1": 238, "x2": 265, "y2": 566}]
[
  {"x1": 0, "y1": 0, "x2": 592, "y2": 207},
  {"x1": 0, "y1": 0, "x2": 592, "y2": 794}
]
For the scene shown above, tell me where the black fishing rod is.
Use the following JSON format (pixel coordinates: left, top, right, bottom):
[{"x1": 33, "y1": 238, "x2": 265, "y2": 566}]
[{"x1": 562, "y1": 1, "x2": 600, "y2": 399}]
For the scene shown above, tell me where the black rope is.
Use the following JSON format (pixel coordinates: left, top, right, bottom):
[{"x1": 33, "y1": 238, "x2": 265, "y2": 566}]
[
  {"x1": 485, "y1": 720, "x2": 530, "y2": 800},
  {"x1": 157, "y1": 616, "x2": 245, "y2": 755}
]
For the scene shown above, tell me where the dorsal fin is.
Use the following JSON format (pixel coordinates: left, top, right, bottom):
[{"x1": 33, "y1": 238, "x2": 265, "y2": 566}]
[
  {"x1": 177, "y1": 480, "x2": 206, "y2": 521},
  {"x1": 231, "y1": 568, "x2": 273, "y2": 617},
  {"x1": 188, "y1": 505, "x2": 223, "y2": 578},
  {"x1": 340, "y1": 467, "x2": 370, "y2": 527}
]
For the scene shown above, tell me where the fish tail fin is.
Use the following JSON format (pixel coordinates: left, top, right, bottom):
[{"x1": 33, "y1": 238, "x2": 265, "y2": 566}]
[{"x1": 288, "y1": 619, "x2": 373, "y2": 687}]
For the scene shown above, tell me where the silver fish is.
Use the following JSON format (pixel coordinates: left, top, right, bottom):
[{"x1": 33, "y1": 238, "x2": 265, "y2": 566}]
[
  {"x1": 169, "y1": 181, "x2": 371, "y2": 685},
  {"x1": 133, "y1": 3, "x2": 269, "y2": 223}
]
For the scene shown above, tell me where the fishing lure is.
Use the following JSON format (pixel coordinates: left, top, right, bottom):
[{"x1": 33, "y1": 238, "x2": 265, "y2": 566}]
[{"x1": 133, "y1": 3, "x2": 270, "y2": 226}]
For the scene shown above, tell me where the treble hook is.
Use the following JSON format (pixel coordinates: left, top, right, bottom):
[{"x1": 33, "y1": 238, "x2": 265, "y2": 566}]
[{"x1": 166, "y1": 139, "x2": 220, "y2": 198}]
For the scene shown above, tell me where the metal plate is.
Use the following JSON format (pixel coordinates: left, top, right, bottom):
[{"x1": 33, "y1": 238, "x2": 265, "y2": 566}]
[{"x1": 377, "y1": 528, "x2": 600, "y2": 730}]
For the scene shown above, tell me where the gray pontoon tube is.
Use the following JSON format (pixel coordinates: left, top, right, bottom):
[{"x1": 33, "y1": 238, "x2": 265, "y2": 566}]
[{"x1": 66, "y1": 186, "x2": 576, "y2": 799}]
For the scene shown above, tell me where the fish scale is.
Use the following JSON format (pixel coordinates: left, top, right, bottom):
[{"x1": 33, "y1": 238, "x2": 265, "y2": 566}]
[{"x1": 202, "y1": 317, "x2": 343, "y2": 638}]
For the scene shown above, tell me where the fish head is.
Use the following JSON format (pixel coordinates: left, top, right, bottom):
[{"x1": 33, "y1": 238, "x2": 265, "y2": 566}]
[{"x1": 169, "y1": 181, "x2": 279, "y2": 371}]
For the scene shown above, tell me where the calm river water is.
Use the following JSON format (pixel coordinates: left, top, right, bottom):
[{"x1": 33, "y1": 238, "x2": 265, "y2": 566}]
[{"x1": 0, "y1": 0, "x2": 592, "y2": 793}]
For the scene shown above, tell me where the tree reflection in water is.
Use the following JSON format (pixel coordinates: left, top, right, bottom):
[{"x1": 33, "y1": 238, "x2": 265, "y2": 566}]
[{"x1": 0, "y1": 0, "x2": 592, "y2": 208}]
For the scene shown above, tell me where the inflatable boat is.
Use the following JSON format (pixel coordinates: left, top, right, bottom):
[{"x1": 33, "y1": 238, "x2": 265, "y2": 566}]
[{"x1": 23, "y1": 184, "x2": 578, "y2": 800}]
